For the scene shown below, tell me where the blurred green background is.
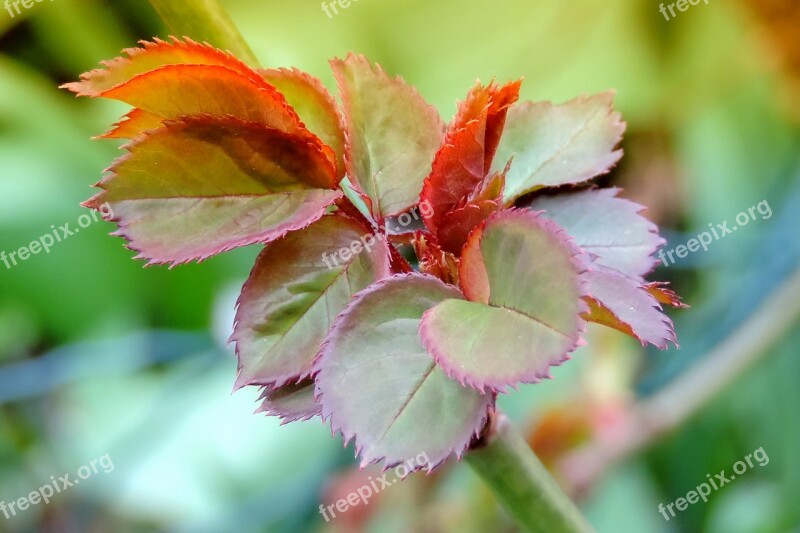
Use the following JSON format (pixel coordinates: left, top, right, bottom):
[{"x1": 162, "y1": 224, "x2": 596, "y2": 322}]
[{"x1": 1, "y1": 0, "x2": 799, "y2": 531}]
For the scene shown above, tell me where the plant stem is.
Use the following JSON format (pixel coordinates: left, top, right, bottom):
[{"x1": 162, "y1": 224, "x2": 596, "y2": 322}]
[
  {"x1": 147, "y1": 0, "x2": 260, "y2": 66},
  {"x1": 466, "y1": 414, "x2": 592, "y2": 533}
]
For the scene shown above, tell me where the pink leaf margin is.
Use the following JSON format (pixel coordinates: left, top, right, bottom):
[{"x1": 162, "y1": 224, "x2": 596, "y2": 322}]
[
  {"x1": 421, "y1": 209, "x2": 590, "y2": 393},
  {"x1": 312, "y1": 273, "x2": 495, "y2": 473}
]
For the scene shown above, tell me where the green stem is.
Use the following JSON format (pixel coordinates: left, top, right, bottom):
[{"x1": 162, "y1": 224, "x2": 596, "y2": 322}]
[
  {"x1": 147, "y1": 0, "x2": 260, "y2": 66},
  {"x1": 466, "y1": 414, "x2": 592, "y2": 533}
]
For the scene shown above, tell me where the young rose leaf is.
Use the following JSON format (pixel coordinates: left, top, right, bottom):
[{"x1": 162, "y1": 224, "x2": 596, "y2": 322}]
[
  {"x1": 315, "y1": 274, "x2": 493, "y2": 470},
  {"x1": 420, "y1": 119, "x2": 485, "y2": 234},
  {"x1": 420, "y1": 81, "x2": 520, "y2": 234},
  {"x1": 435, "y1": 166, "x2": 507, "y2": 255},
  {"x1": 494, "y1": 92, "x2": 625, "y2": 202},
  {"x1": 233, "y1": 214, "x2": 391, "y2": 389},
  {"x1": 332, "y1": 54, "x2": 444, "y2": 219},
  {"x1": 476, "y1": 80, "x2": 522, "y2": 175},
  {"x1": 62, "y1": 36, "x2": 262, "y2": 96},
  {"x1": 470, "y1": 167, "x2": 507, "y2": 204},
  {"x1": 86, "y1": 115, "x2": 342, "y2": 265},
  {"x1": 529, "y1": 188, "x2": 664, "y2": 279},
  {"x1": 388, "y1": 245, "x2": 414, "y2": 274},
  {"x1": 99, "y1": 109, "x2": 164, "y2": 139},
  {"x1": 259, "y1": 67, "x2": 346, "y2": 179},
  {"x1": 436, "y1": 199, "x2": 502, "y2": 255},
  {"x1": 256, "y1": 379, "x2": 321, "y2": 424},
  {"x1": 420, "y1": 210, "x2": 587, "y2": 392},
  {"x1": 414, "y1": 235, "x2": 459, "y2": 285},
  {"x1": 95, "y1": 65, "x2": 322, "y2": 145},
  {"x1": 645, "y1": 282, "x2": 689, "y2": 308},
  {"x1": 582, "y1": 269, "x2": 677, "y2": 349}
]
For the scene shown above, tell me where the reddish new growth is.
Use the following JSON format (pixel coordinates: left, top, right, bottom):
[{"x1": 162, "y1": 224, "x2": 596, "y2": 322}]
[{"x1": 65, "y1": 37, "x2": 683, "y2": 471}]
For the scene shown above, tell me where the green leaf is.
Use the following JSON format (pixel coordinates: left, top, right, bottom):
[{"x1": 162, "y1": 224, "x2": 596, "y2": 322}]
[
  {"x1": 420, "y1": 210, "x2": 587, "y2": 392},
  {"x1": 493, "y1": 92, "x2": 625, "y2": 202},
  {"x1": 315, "y1": 274, "x2": 493, "y2": 469},
  {"x1": 331, "y1": 54, "x2": 444, "y2": 219},
  {"x1": 86, "y1": 115, "x2": 341, "y2": 265},
  {"x1": 233, "y1": 214, "x2": 391, "y2": 389}
]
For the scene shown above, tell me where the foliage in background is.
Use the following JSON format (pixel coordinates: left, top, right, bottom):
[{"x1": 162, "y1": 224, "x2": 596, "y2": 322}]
[{"x1": 0, "y1": 0, "x2": 798, "y2": 530}]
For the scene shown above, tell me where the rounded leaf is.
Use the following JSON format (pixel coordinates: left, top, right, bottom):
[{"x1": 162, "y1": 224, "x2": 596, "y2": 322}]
[
  {"x1": 315, "y1": 274, "x2": 494, "y2": 470},
  {"x1": 420, "y1": 210, "x2": 588, "y2": 392}
]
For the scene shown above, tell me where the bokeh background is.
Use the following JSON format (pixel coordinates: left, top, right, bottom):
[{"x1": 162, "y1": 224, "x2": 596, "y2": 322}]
[{"x1": 1, "y1": 0, "x2": 799, "y2": 531}]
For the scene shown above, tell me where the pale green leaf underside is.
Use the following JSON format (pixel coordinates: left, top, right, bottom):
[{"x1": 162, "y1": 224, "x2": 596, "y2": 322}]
[
  {"x1": 529, "y1": 188, "x2": 663, "y2": 279},
  {"x1": 421, "y1": 300, "x2": 574, "y2": 390}
]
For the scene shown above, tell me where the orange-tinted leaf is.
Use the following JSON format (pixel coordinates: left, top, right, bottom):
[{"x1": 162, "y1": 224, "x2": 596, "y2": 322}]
[
  {"x1": 414, "y1": 234, "x2": 459, "y2": 284},
  {"x1": 388, "y1": 245, "x2": 413, "y2": 274},
  {"x1": 86, "y1": 115, "x2": 341, "y2": 265},
  {"x1": 92, "y1": 64, "x2": 336, "y2": 184},
  {"x1": 645, "y1": 282, "x2": 689, "y2": 308},
  {"x1": 420, "y1": 81, "x2": 520, "y2": 233},
  {"x1": 62, "y1": 36, "x2": 261, "y2": 96},
  {"x1": 421, "y1": 119, "x2": 485, "y2": 234},
  {"x1": 259, "y1": 67, "x2": 346, "y2": 179},
  {"x1": 98, "y1": 109, "x2": 164, "y2": 139},
  {"x1": 436, "y1": 200, "x2": 502, "y2": 255},
  {"x1": 99, "y1": 65, "x2": 296, "y2": 133}
]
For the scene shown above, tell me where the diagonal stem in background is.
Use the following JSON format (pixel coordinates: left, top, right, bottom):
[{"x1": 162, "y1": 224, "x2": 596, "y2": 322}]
[
  {"x1": 559, "y1": 267, "x2": 800, "y2": 496},
  {"x1": 147, "y1": 0, "x2": 260, "y2": 66}
]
